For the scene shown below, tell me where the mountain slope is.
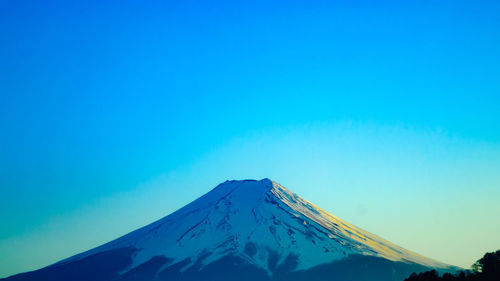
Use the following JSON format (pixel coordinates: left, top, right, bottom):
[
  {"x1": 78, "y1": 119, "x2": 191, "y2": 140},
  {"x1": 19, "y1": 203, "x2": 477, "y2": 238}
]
[{"x1": 3, "y1": 179, "x2": 456, "y2": 281}]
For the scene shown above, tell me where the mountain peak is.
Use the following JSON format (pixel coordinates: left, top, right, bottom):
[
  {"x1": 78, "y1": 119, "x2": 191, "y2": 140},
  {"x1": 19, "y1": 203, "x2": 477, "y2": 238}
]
[
  {"x1": 215, "y1": 178, "x2": 276, "y2": 192},
  {"x1": 216, "y1": 178, "x2": 274, "y2": 190}
]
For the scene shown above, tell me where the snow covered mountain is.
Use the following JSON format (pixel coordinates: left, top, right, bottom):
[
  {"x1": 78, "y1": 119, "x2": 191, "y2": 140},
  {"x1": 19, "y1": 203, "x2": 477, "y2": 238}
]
[{"x1": 3, "y1": 179, "x2": 456, "y2": 281}]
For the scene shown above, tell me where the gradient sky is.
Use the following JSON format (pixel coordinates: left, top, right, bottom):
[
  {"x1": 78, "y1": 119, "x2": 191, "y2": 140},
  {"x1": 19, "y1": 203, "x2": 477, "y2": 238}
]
[{"x1": 1, "y1": 0, "x2": 500, "y2": 278}]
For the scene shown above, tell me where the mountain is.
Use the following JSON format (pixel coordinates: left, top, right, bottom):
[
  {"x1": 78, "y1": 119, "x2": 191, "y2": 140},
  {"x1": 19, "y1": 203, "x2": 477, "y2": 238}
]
[{"x1": 3, "y1": 179, "x2": 457, "y2": 281}]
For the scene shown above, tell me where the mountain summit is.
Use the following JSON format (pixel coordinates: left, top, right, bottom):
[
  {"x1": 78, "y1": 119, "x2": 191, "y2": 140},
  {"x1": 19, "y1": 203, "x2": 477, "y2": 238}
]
[{"x1": 3, "y1": 179, "x2": 455, "y2": 281}]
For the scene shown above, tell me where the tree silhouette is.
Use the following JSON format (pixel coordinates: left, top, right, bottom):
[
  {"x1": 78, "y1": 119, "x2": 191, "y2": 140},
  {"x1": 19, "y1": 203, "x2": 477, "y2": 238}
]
[
  {"x1": 404, "y1": 250, "x2": 500, "y2": 281},
  {"x1": 471, "y1": 250, "x2": 500, "y2": 278}
]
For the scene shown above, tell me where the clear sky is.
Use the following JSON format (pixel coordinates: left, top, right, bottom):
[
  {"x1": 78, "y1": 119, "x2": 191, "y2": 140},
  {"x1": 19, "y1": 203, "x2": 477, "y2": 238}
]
[{"x1": 1, "y1": 0, "x2": 499, "y2": 278}]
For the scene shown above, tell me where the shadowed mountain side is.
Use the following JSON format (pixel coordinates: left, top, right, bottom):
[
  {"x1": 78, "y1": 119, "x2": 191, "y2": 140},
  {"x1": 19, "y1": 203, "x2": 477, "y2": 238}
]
[
  {"x1": 2, "y1": 247, "x2": 136, "y2": 281},
  {"x1": 156, "y1": 254, "x2": 433, "y2": 281},
  {"x1": 1, "y1": 247, "x2": 436, "y2": 281},
  {"x1": 118, "y1": 256, "x2": 172, "y2": 281}
]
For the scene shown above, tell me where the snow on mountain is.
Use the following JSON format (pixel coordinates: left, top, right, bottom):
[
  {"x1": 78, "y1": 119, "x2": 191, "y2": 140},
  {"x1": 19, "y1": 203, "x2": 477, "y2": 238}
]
[{"x1": 60, "y1": 178, "x2": 449, "y2": 274}]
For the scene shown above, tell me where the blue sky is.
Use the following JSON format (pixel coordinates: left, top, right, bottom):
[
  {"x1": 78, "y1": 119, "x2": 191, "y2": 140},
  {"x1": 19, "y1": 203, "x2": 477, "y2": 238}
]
[{"x1": 1, "y1": 0, "x2": 500, "y2": 277}]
